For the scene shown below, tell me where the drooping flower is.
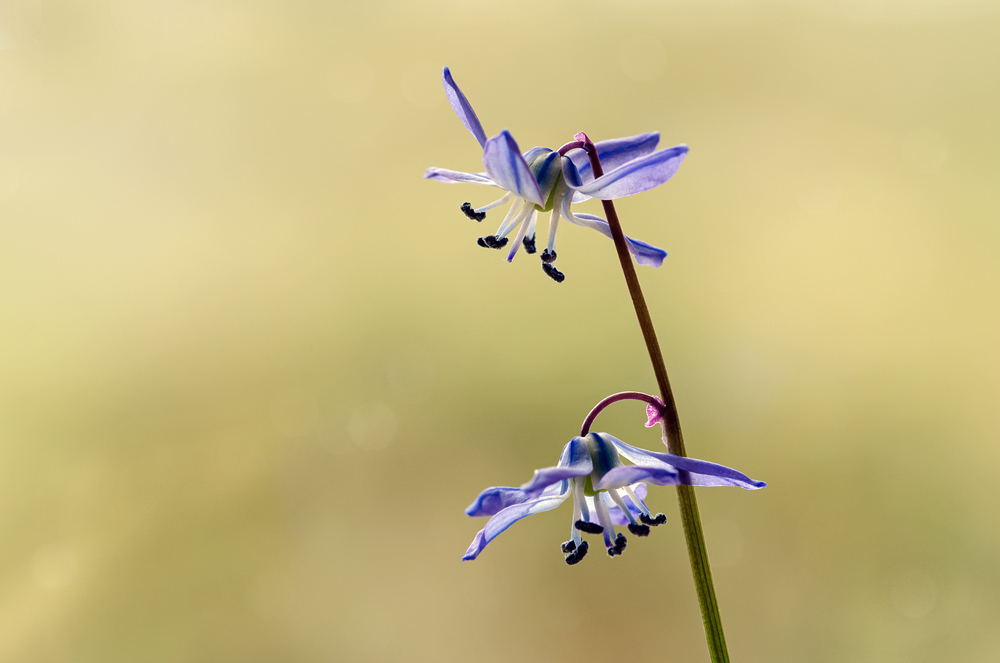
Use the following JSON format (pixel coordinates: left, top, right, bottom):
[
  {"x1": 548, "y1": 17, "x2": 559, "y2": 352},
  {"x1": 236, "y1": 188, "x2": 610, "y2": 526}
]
[
  {"x1": 463, "y1": 432, "x2": 765, "y2": 564},
  {"x1": 425, "y1": 67, "x2": 689, "y2": 282}
]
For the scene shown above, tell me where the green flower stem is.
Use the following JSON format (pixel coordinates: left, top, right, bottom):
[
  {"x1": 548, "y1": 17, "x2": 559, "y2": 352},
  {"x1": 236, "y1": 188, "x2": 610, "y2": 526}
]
[{"x1": 579, "y1": 135, "x2": 730, "y2": 663}]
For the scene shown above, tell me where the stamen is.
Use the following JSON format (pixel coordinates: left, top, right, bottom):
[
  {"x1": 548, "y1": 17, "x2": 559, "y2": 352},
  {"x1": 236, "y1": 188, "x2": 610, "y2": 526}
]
[
  {"x1": 608, "y1": 489, "x2": 640, "y2": 528},
  {"x1": 546, "y1": 205, "x2": 561, "y2": 254},
  {"x1": 574, "y1": 520, "x2": 604, "y2": 534},
  {"x1": 570, "y1": 479, "x2": 587, "y2": 546},
  {"x1": 561, "y1": 540, "x2": 576, "y2": 553},
  {"x1": 494, "y1": 199, "x2": 529, "y2": 240},
  {"x1": 477, "y1": 236, "x2": 509, "y2": 249},
  {"x1": 594, "y1": 492, "x2": 617, "y2": 550},
  {"x1": 623, "y1": 485, "x2": 652, "y2": 517},
  {"x1": 608, "y1": 533, "x2": 627, "y2": 557},
  {"x1": 542, "y1": 263, "x2": 565, "y2": 283},
  {"x1": 540, "y1": 249, "x2": 557, "y2": 264},
  {"x1": 640, "y1": 513, "x2": 667, "y2": 526},
  {"x1": 506, "y1": 209, "x2": 537, "y2": 262},
  {"x1": 628, "y1": 523, "x2": 651, "y2": 537},
  {"x1": 564, "y1": 540, "x2": 589, "y2": 565},
  {"x1": 474, "y1": 192, "x2": 513, "y2": 214},
  {"x1": 523, "y1": 210, "x2": 538, "y2": 254},
  {"x1": 460, "y1": 202, "x2": 486, "y2": 222}
]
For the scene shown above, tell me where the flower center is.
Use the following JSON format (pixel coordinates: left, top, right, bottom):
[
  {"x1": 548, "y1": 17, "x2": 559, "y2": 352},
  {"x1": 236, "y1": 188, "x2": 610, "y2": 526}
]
[
  {"x1": 525, "y1": 149, "x2": 566, "y2": 213},
  {"x1": 581, "y1": 433, "x2": 623, "y2": 496}
]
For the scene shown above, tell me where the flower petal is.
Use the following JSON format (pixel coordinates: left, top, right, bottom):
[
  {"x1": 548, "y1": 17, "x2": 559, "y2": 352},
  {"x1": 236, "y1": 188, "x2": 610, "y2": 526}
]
[
  {"x1": 465, "y1": 486, "x2": 529, "y2": 517},
  {"x1": 573, "y1": 145, "x2": 689, "y2": 200},
  {"x1": 522, "y1": 146, "x2": 551, "y2": 163},
  {"x1": 465, "y1": 482, "x2": 564, "y2": 517},
  {"x1": 568, "y1": 132, "x2": 661, "y2": 184},
  {"x1": 595, "y1": 464, "x2": 678, "y2": 490},
  {"x1": 659, "y1": 454, "x2": 767, "y2": 489},
  {"x1": 606, "y1": 434, "x2": 766, "y2": 490},
  {"x1": 482, "y1": 131, "x2": 545, "y2": 206},
  {"x1": 565, "y1": 212, "x2": 667, "y2": 267},
  {"x1": 520, "y1": 437, "x2": 593, "y2": 498},
  {"x1": 462, "y1": 491, "x2": 569, "y2": 561},
  {"x1": 423, "y1": 167, "x2": 499, "y2": 186},
  {"x1": 442, "y1": 67, "x2": 487, "y2": 148}
]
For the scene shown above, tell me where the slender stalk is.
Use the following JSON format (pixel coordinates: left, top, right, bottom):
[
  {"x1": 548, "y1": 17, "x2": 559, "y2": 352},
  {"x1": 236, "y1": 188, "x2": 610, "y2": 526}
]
[
  {"x1": 579, "y1": 391, "x2": 659, "y2": 436},
  {"x1": 577, "y1": 133, "x2": 731, "y2": 663}
]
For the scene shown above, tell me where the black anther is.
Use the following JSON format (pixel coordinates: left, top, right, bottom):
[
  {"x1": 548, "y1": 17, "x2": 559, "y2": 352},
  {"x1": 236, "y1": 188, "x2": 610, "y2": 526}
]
[
  {"x1": 565, "y1": 540, "x2": 589, "y2": 565},
  {"x1": 608, "y1": 533, "x2": 627, "y2": 557},
  {"x1": 561, "y1": 540, "x2": 576, "y2": 553},
  {"x1": 542, "y1": 263, "x2": 565, "y2": 283},
  {"x1": 540, "y1": 248, "x2": 557, "y2": 264},
  {"x1": 574, "y1": 520, "x2": 603, "y2": 534},
  {"x1": 640, "y1": 513, "x2": 667, "y2": 526},
  {"x1": 461, "y1": 202, "x2": 486, "y2": 222},
  {"x1": 628, "y1": 523, "x2": 651, "y2": 537},
  {"x1": 523, "y1": 235, "x2": 537, "y2": 254},
  {"x1": 477, "y1": 236, "x2": 508, "y2": 249}
]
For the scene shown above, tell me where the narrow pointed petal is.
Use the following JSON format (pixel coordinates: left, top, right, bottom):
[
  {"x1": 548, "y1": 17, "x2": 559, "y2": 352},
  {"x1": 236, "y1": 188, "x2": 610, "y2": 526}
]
[
  {"x1": 482, "y1": 131, "x2": 544, "y2": 206},
  {"x1": 596, "y1": 464, "x2": 679, "y2": 490},
  {"x1": 567, "y1": 212, "x2": 667, "y2": 267},
  {"x1": 520, "y1": 437, "x2": 593, "y2": 498},
  {"x1": 442, "y1": 67, "x2": 487, "y2": 148},
  {"x1": 462, "y1": 491, "x2": 569, "y2": 561},
  {"x1": 606, "y1": 434, "x2": 672, "y2": 468},
  {"x1": 423, "y1": 167, "x2": 498, "y2": 186},
  {"x1": 574, "y1": 145, "x2": 689, "y2": 200},
  {"x1": 568, "y1": 132, "x2": 661, "y2": 184},
  {"x1": 658, "y1": 454, "x2": 767, "y2": 489},
  {"x1": 465, "y1": 486, "x2": 530, "y2": 517},
  {"x1": 466, "y1": 481, "x2": 564, "y2": 517},
  {"x1": 606, "y1": 434, "x2": 766, "y2": 490}
]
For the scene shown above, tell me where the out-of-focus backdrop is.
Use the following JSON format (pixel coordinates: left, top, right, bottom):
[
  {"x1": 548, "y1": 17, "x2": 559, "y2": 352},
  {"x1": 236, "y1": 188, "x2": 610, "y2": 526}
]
[{"x1": 1, "y1": 0, "x2": 998, "y2": 661}]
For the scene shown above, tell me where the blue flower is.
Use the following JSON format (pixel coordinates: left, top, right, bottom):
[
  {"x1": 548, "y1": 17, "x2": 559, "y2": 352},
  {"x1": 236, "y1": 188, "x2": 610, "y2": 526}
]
[
  {"x1": 425, "y1": 67, "x2": 689, "y2": 282},
  {"x1": 463, "y1": 432, "x2": 765, "y2": 563}
]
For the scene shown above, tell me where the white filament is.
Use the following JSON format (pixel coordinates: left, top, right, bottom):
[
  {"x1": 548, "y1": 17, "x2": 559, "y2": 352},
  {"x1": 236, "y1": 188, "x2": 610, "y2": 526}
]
[
  {"x1": 546, "y1": 203, "x2": 561, "y2": 253},
  {"x1": 594, "y1": 492, "x2": 616, "y2": 548},
  {"x1": 623, "y1": 485, "x2": 651, "y2": 517},
  {"x1": 495, "y1": 199, "x2": 530, "y2": 240},
  {"x1": 506, "y1": 209, "x2": 536, "y2": 262},
  {"x1": 475, "y1": 192, "x2": 513, "y2": 213},
  {"x1": 608, "y1": 489, "x2": 639, "y2": 526},
  {"x1": 570, "y1": 479, "x2": 584, "y2": 545},
  {"x1": 494, "y1": 198, "x2": 525, "y2": 239}
]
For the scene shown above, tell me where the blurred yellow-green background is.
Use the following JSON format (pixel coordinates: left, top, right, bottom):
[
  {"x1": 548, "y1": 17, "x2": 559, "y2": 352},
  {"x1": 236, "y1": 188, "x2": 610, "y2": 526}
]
[{"x1": 2, "y1": 0, "x2": 999, "y2": 661}]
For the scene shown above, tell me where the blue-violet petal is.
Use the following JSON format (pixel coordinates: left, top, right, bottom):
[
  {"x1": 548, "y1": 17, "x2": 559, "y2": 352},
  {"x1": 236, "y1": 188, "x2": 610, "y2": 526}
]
[
  {"x1": 520, "y1": 437, "x2": 593, "y2": 498},
  {"x1": 574, "y1": 145, "x2": 688, "y2": 200},
  {"x1": 424, "y1": 167, "x2": 498, "y2": 185},
  {"x1": 482, "y1": 131, "x2": 545, "y2": 206},
  {"x1": 567, "y1": 212, "x2": 667, "y2": 267},
  {"x1": 568, "y1": 132, "x2": 661, "y2": 184},
  {"x1": 607, "y1": 434, "x2": 766, "y2": 490},
  {"x1": 462, "y1": 491, "x2": 570, "y2": 561},
  {"x1": 442, "y1": 67, "x2": 488, "y2": 148}
]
